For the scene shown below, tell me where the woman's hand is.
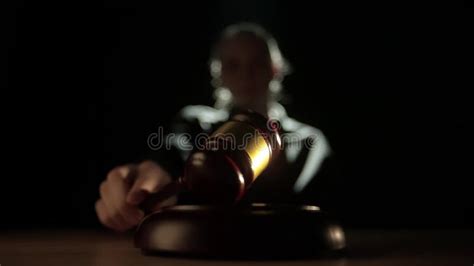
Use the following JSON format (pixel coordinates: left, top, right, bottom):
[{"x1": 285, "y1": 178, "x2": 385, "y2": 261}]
[{"x1": 95, "y1": 160, "x2": 177, "y2": 232}]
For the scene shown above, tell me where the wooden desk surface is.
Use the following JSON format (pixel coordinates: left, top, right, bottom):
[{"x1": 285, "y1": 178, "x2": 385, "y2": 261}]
[{"x1": 1, "y1": 229, "x2": 472, "y2": 266}]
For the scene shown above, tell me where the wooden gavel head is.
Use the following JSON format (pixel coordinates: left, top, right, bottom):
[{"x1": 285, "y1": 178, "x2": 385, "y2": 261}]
[{"x1": 181, "y1": 109, "x2": 282, "y2": 204}]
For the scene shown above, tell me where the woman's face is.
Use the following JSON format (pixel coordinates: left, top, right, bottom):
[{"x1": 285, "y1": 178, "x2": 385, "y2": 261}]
[{"x1": 219, "y1": 35, "x2": 274, "y2": 111}]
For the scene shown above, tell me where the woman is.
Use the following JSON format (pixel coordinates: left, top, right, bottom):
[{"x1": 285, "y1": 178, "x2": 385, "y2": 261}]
[{"x1": 96, "y1": 23, "x2": 337, "y2": 232}]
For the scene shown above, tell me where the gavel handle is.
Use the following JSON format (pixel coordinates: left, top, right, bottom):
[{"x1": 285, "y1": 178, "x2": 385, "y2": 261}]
[{"x1": 139, "y1": 180, "x2": 182, "y2": 213}]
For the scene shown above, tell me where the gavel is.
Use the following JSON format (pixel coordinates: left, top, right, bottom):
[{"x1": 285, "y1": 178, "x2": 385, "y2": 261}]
[{"x1": 140, "y1": 110, "x2": 282, "y2": 211}]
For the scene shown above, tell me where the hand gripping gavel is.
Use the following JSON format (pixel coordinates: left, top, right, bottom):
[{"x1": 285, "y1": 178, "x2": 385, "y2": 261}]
[{"x1": 140, "y1": 110, "x2": 282, "y2": 210}]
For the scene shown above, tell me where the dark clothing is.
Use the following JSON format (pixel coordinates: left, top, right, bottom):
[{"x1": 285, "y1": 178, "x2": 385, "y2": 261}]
[{"x1": 146, "y1": 104, "x2": 341, "y2": 208}]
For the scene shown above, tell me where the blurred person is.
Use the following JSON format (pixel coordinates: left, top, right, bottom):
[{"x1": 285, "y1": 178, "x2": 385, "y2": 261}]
[{"x1": 96, "y1": 23, "x2": 339, "y2": 232}]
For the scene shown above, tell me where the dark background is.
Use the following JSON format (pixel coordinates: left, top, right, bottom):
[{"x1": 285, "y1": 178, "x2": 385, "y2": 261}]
[{"x1": 2, "y1": 2, "x2": 472, "y2": 229}]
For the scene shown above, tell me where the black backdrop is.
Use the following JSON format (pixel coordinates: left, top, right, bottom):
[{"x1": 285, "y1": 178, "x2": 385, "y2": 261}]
[{"x1": 2, "y1": 2, "x2": 472, "y2": 229}]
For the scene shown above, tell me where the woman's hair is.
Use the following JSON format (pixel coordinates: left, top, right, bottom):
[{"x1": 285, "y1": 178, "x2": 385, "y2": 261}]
[{"x1": 209, "y1": 23, "x2": 291, "y2": 110}]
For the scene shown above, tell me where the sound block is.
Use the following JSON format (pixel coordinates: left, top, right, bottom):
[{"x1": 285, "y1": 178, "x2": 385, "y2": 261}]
[{"x1": 134, "y1": 204, "x2": 346, "y2": 259}]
